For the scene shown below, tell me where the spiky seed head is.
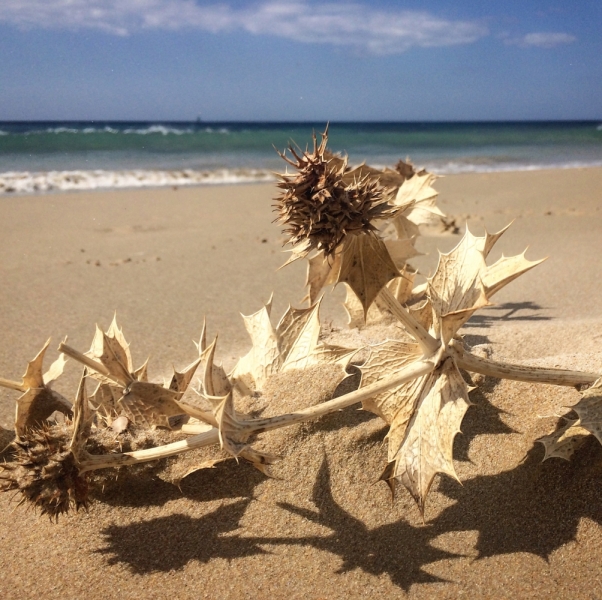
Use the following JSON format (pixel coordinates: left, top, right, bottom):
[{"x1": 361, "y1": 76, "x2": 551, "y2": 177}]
[
  {"x1": 0, "y1": 426, "x2": 88, "y2": 520},
  {"x1": 274, "y1": 127, "x2": 398, "y2": 257}
]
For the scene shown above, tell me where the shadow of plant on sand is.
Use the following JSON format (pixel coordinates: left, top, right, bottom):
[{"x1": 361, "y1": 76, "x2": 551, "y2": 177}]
[
  {"x1": 96, "y1": 456, "x2": 460, "y2": 589},
  {"x1": 94, "y1": 387, "x2": 602, "y2": 588},
  {"x1": 453, "y1": 376, "x2": 517, "y2": 462},
  {"x1": 93, "y1": 458, "x2": 268, "y2": 509},
  {"x1": 275, "y1": 457, "x2": 459, "y2": 590},
  {"x1": 464, "y1": 301, "x2": 551, "y2": 328},
  {"x1": 433, "y1": 436, "x2": 602, "y2": 560},
  {"x1": 96, "y1": 498, "x2": 271, "y2": 573}
]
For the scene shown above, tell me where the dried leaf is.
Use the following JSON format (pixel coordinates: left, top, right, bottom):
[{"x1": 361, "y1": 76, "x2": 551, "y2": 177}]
[
  {"x1": 86, "y1": 318, "x2": 133, "y2": 386},
  {"x1": 391, "y1": 215, "x2": 420, "y2": 242},
  {"x1": 81, "y1": 318, "x2": 209, "y2": 429},
  {"x1": 483, "y1": 251, "x2": 545, "y2": 298},
  {"x1": 387, "y1": 268, "x2": 416, "y2": 306},
  {"x1": 70, "y1": 370, "x2": 93, "y2": 458},
  {"x1": 118, "y1": 381, "x2": 184, "y2": 429},
  {"x1": 174, "y1": 457, "x2": 232, "y2": 484},
  {"x1": 90, "y1": 382, "x2": 121, "y2": 425},
  {"x1": 304, "y1": 250, "x2": 341, "y2": 305},
  {"x1": 538, "y1": 418, "x2": 589, "y2": 461},
  {"x1": 167, "y1": 355, "x2": 202, "y2": 398},
  {"x1": 384, "y1": 238, "x2": 421, "y2": 269},
  {"x1": 393, "y1": 171, "x2": 443, "y2": 226},
  {"x1": 428, "y1": 225, "x2": 544, "y2": 343},
  {"x1": 201, "y1": 338, "x2": 232, "y2": 398},
  {"x1": 540, "y1": 380, "x2": 602, "y2": 460},
  {"x1": 385, "y1": 358, "x2": 470, "y2": 512},
  {"x1": 231, "y1": 302, "x2": 280, "y2": 391},
  {"x1": 343, "y1": 163, "x2": 407, "y2": 189},
  {"x1": 13, "y1": 341, "x2": 72, "y2": 435},
  {"x1": 42, "y1": 354, "x2": 67, "y2": 386},
  {"x1": 360, "y1": 340, "x2": 426, "y2": 423},
  {"x1": 354, "y1": 224, "x2": 543, "y2": 513},
  {"x1": 21, "y1": 339, "x2": 48, "y2": 390},
  {"x1": 206, "y1": 391, "x2": 277, "y2": 474},
  {"x1": 343, "y1": 283, "x2": 373, "y2": 328},
  {"x1": 428, "y1": 228, "x2": 489, "y2": 338},
  {"x1": 133, "y1": 359, "x2": 149, "y2": 382},
  {"x1": 337, "y1": 234, "x2": 400, "y2": 317},
  {"x1": 344, "y1": 270, "x2": 416, "y2": 328},
  {"x1": 572, "y1": 383, "x2": 602, "y2": 444},
  {"x1": 232, "y1": 298, "x2": 356, "y2": 393}
]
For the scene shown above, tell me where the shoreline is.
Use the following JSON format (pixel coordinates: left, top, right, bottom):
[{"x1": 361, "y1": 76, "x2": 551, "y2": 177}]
[{"x1": 3, "y1": 162, "x2": 602, "y2": 197}]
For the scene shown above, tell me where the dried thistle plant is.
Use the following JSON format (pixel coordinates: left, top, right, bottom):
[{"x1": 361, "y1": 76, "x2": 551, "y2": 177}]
[{"x1": 2, "y1": 128, "x2": 602, "y2": 522}]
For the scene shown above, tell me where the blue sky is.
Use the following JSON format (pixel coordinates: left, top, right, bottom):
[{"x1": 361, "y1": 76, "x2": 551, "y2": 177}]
[{"x1": 1, "y1": 0, "x2": 600, "y2": 121}]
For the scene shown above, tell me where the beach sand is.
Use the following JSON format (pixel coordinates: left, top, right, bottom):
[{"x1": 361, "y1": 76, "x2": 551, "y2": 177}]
[{"x1": 1, "y1": 167, "x2": 602, "y2": 598}]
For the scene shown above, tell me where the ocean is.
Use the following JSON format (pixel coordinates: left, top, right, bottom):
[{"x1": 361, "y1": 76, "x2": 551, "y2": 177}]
[{"x1": 1, "y1": 120, "x2": 601, "y2": 194}]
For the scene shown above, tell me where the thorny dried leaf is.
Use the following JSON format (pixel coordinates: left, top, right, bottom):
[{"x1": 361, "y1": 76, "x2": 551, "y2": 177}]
[
  {"x1": 344, "y1": 268, "x2": 416, "y2": 328},
  {"x1": 86, "y1": 315, "x2": 134, "y2": 386},
  {"x1": 119, "y1": 382, "x2": 185, "y2": 430},
  {"x1": 539, "y1": 380, "x2": 602, "y2": 460},
  {"x1": 83, "y1": 317, "x2": 203, "y2": 429},
  {"x1": 304, "y1": 249, "x2": 341, "y2": 305},
  {"x1": 427, "y1": 225, "x2": 544, "y2": 344},
  {"x1": 337, "y1": 157, "x2": 420, "y2": 189},
  {"x1": 70, "y1": 370, "x2": 93, "y2": 459},
  {"x1": 359, "y1": 225, "x2": 543, "y2": 513},
  {"x1": 337, "y1": 234, "x2": 400, "y2": 318},
  {"x1": 9, "y1": 340, "x2": 72, "y2": 436},
  {"x1": 391, "y1": 170, "x2": 443, "y2": 228},
  {"x1": 231, "y1": 298, "x2": 356, "y2": 395}
]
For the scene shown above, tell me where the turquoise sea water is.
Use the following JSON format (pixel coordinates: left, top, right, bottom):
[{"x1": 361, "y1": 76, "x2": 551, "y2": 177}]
[{"x1": 1, "y1": 121, "x2": 601, "y2": 194}]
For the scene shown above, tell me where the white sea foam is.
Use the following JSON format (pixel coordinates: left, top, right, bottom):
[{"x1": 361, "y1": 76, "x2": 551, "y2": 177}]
[
  {"x1": 0, "y1": 168, "x2": 275, "y2": 195},
  {"x1": 2, "y1": 160, "x2": 601, "y2": 196},
  {"x1": 11, "y1": 125, "x2": 229, "y2": 136},
  {"x1": 122, "y1": 125, "x2": 194, "y2": 135},
  {"x1": 428, "y1": 160, "x2": 602, "y2": 175}
]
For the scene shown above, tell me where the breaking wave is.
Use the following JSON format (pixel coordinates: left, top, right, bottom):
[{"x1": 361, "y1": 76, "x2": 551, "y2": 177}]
[{"x1": 0, "y1": 168, "x2": 274, "y2": 195}]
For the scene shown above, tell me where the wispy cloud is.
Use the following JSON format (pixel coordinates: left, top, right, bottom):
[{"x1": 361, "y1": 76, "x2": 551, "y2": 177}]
[
  {"x1": 504, "y1": 32, "x2": 576, "y2": 49},
  {"x1": 0, "y1": 0, "x2": 489, "y2": 54}
]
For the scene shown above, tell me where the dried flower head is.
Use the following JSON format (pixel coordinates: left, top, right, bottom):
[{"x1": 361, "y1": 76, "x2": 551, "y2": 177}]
[
  {"x1": 274, "y1": 127, "x2": 397, "y2": 257},
  {"x1": 0, "y1": 426, "x2": 88, "y2": 520}
]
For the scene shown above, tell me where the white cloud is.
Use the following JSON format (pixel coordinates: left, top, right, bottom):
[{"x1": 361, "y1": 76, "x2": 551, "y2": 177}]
[
  {"x1": 504, "y1": 32, "x2": 576, "y2": 49},
  {"x1": 0, "y1": 0, "x2": 489, "y2": 53}
]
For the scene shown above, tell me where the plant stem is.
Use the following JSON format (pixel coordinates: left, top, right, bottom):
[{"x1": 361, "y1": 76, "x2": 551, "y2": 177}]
[
  {"x1": 450, "y1": 343, "x2": 600, "y2": 387},
  {"x1": 0, "y1": 378, "x2": 26, "y2": 393},
  {"x1": 77, "y1": 358, "x2": 436, "y2": 473},
  {"x1": 78, "y1": 428, "x2": 220, "y2": 473},
  {"x1": 378, "y1": 286, "x2": 440, "y2": 355},
  {"x1": 239, "y1": 358, "x2": 434, "y2": 433},
  {"x1": 177, "y1": 403, "x2": 219, "y2": 427},
  {"x1": 58, "y1": 342, "x2": 125, "y2": 386}
]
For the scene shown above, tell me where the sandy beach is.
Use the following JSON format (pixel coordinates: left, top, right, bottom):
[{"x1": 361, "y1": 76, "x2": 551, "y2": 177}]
[{"x1": 1, "y1": 167, "x2": 602, "y2": 599}]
